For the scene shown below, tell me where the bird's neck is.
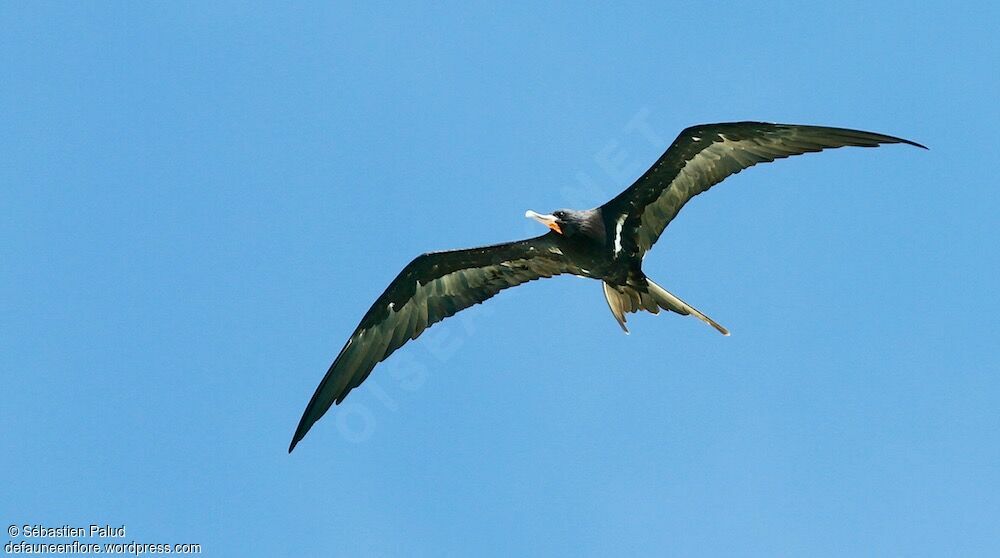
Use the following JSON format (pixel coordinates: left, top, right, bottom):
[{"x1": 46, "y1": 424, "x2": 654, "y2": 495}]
[{"x1": 572, "y1": 209, "x2": 607, "y2": 245}]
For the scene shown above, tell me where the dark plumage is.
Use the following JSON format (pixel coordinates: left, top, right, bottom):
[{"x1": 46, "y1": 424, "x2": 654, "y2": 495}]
[{"x1": 289, "y1": 121, "x2": 926, "y2": 452}]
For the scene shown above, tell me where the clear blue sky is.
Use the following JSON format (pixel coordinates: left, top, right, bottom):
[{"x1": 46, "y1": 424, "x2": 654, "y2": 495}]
[{"x1": 3, "y1": 2, "x2": 998, "y2": 556}]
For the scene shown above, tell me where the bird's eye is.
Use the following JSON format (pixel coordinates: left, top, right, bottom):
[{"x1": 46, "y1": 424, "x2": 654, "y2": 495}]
[{"x1": 554, "y1": 211, "x2": 565, "y2": 218}]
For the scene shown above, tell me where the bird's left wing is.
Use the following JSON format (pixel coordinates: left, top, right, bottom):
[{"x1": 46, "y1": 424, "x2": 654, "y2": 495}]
[
  {"x1": 603, "y1": 122, "x2": 926, "y2": 259},
  {"x1": 289, "y1": 233, "x2": 571, "y2": 452}
]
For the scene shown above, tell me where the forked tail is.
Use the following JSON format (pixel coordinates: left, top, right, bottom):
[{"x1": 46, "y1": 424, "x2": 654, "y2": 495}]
[{"x1": 602, "y1": 278, "x2": 729, "y2": 336}]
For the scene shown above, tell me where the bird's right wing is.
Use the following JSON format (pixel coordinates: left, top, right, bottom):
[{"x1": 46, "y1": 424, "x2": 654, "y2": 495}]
[
  {"x1": 289, "y1": 232, "x2": 572, "y2": 452},
  {"x1": 604, "y1": 122, "x2": 926, "y2": 259}
]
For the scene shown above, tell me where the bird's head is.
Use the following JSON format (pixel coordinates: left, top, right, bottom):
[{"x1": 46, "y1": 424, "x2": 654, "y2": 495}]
[
  {"x1": 525, "y1": 208, "x2": 603, "y2": 239},
  {"x1": 525, "y1": 209, "x2": 576, "y2": 236}
]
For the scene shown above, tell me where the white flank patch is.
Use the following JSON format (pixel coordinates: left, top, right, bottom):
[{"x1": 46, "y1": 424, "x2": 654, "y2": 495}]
[{"x1": 613, "y1": 214, "x2": 627, "y2": 256}]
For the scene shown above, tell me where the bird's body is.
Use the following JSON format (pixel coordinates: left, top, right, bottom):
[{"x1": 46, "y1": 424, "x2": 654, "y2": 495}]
[{"x1": 289, "y1": 121, "x2": 925, "y2": 452}]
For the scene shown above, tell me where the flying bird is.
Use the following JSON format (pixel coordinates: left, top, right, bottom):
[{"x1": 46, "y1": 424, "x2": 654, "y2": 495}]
[{"x1": 289, "y1": 121, "x2": 925, "y2": 452}]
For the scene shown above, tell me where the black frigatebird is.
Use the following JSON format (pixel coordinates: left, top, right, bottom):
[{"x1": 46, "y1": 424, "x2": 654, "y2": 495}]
[{"x1": 289, "y1": 121, "x2": 925, "y2": 452}]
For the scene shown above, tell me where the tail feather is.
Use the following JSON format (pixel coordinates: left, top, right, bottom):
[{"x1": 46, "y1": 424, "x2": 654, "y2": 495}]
[
  {"x1": 602, "y1": 282, "x2": 632, "y2": 334},
  {"x1": 645, "y1": 279, "x2": 730, "y2": 336},
  {"x1": 601, "y1": 278, "x2": 730, "y2": 336}
]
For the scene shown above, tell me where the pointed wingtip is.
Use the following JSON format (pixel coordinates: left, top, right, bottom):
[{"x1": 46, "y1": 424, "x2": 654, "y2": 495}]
[
  {"x1": 902, "y1": 138, "x2": 929, "y2": 150},
  {"x1": 880, "y1": 132, "x2": 927, "y2": 150}
]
